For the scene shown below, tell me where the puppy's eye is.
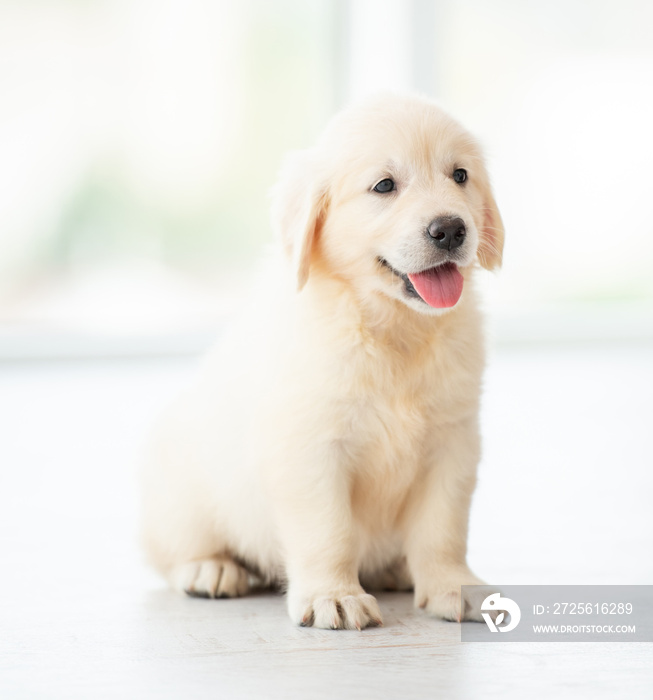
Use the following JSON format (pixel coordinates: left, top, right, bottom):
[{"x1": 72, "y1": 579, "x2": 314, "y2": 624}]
[
  {"x1": 453, "y1": 168, "x2": 467, "y2": 184},
  {"x1": 373, "y1": 178, "x2": 395, "y2": 193}
]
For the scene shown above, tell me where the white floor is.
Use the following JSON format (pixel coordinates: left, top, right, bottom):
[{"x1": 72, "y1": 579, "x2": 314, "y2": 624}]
[{"x1": 1, "y1": 342, "x2": 652, "y2": 699}]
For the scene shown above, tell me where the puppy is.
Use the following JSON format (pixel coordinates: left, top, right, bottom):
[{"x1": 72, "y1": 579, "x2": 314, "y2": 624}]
[{"x1": 141, "y1": 93, "x2": 504, "y2": 630}]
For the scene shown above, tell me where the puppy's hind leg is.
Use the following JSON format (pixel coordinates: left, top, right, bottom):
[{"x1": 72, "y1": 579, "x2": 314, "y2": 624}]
[{"x1": 170, "y1": 555, "x2": 250, "y2": 599}]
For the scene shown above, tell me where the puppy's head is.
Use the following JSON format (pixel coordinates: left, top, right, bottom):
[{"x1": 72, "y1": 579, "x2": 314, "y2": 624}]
[{"x1": 271, "y1": 94, "x2": 504, "y2": 314}]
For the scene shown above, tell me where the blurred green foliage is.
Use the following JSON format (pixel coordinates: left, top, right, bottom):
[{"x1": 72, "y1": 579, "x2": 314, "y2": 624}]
[{"x1": 35, "y1": 0, "x2": 337, "y2": 277}]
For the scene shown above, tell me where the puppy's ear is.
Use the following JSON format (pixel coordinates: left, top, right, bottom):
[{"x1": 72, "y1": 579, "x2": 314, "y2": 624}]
[
  {"x1": 476, "y1": 172, "x2": 505, "y2": 271},
  {"x1": 271, "y1": 149, "x2": 329, "y2": 291}
]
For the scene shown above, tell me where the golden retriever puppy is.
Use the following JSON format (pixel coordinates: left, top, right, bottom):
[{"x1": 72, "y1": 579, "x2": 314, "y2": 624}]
[{"x1": 141, "y1": 93, "x2": 504, "y2": 630}]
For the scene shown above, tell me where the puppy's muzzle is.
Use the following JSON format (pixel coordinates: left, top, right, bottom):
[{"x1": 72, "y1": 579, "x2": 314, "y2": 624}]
[{"x1": 427, "y1": 216, "x2": 466, "y2": 251}]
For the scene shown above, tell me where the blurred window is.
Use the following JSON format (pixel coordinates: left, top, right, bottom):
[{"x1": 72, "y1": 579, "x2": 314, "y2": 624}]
[
  {"x1": 0, "y1": 0, "x2": 337, "y2": 347},
  {"x1": 1, "y1": 0, "x2": 652, "y2": 357}
]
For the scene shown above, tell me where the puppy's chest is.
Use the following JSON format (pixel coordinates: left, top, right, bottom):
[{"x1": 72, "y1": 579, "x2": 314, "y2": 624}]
[
  {"x1": 336, "y1": 340, "x2": 478, "y2": 518},
  {"x1": 340, "y1": 344, "x2": 467, "y2": 448},
  {"x1": 341, "y1": 382, "x2": 432, "y2": 529},
  {"x1": 339, "y1": 359, "x2": 444, "y2": 479}
]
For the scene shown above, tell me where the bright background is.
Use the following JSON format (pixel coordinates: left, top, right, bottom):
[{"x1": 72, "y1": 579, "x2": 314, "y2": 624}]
[
  {"x1": 2, "y1": 4, "x2": 653, "y2": 697},
  {"x1": 2, "y1": 0, "x2": 653, "y2": 356}
]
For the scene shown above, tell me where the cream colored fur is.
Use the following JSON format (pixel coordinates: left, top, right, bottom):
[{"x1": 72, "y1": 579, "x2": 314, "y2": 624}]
[{"x1": 141, "y1": 93, "x2": 504, "y2": 630}]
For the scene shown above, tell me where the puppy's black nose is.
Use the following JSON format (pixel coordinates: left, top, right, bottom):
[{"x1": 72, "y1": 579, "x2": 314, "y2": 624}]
[{"x1": 427, "y1": 217, "x2": 466, "y2": 250}]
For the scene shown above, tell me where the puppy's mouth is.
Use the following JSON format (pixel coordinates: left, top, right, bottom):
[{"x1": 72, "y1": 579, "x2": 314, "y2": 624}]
[{"x1": 379, "y1": 258, "x2": 464, "y2": 308}]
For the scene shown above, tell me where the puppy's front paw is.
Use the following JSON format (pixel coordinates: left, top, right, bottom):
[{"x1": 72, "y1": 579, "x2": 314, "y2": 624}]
[
  {"x1": 415, "y1": 571, "x2": 494, "y2": 622},
  {"x1": 289, "y1": 589, "x2": 383, "y2": 630}
]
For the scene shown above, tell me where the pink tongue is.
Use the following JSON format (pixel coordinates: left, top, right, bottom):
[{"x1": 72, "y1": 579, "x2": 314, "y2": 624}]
[{"x1": 407, "y1": 263, "x2": 464, "y2": 308}]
